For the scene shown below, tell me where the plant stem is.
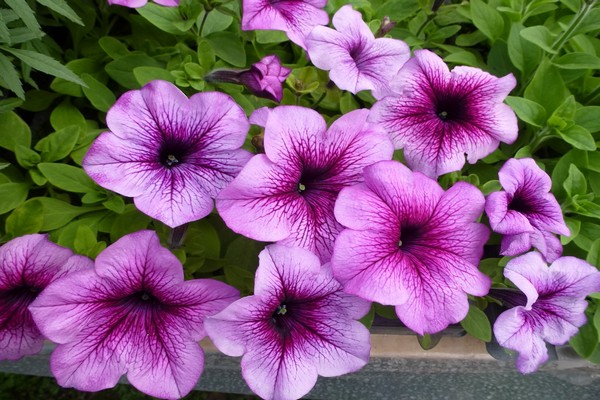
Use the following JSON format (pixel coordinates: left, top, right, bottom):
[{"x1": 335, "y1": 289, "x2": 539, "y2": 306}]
[
  {"x1": 549, "y1": 0, "x2": 597, "y2": 61},
  {"x1": 312, "y1": 91, "x2": 326, "y2": 108},
  {"x1": 198, "y1": 9, "x2": 211, "y2": 37}
]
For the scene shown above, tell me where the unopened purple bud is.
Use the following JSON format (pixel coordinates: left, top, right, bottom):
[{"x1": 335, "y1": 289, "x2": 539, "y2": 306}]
[{"x1": 375, "y1": 16, "x2": 396, "y2": 37}]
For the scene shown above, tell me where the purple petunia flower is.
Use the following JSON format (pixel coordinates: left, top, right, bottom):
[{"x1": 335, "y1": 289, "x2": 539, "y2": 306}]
[
  {"x1": 216, "y1": 106, "x2": 393, "y2": 262},
  {"x1": 493, "y1": 252, "x2": 600, "y2": 374},
  {"x1": 331, "y1": 160, "x2": 491, "y2": 335},
  {"x1": 29, "y1": 230, "x2": 239, "y2": 399},
  {"x1": 369, "y1": 49, "x2": 518, "y2": 178},
  {"x1": 108, "y1": 0, "x2": 177, "y2": 8},
  {"x1": 0, "y1": 235, "x2": 90, "y2": 360},
  {"x1": 83, "y1": 80, "x2": 252, "y2": 228},
  {"x1": 205, "y1": 55, "x2": 291, "y2": 102},
  {"x1": 205, "y1": 244, "x2": 371, "y2": 400},
  {"x1": 305, "y1": 5, "x2": 410, "y2": 99},
  {"x1": 486, "y1": 158, "x2": 570, "y2": 263},
  {"x1": 242, "y1": 0, "x2": 328, "y2": 49}
]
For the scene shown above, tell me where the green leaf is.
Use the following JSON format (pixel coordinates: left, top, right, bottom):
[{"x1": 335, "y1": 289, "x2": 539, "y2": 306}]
[
  {"x1": 74, "y1": 225, "x2": 97, "y2": 255},
  {"x1": 133, "y1": 66, "x2": 175, "y2": 86},
  {"x1": 524, "y1": 58, "x2": 569, "y2": 114},
  {"x1": 505, "y1": 96, "x2": 546, "y2": 127},
  {"x1": 102, "y1": 195, "x2": 125, "y2": 214},
  {"x1": 587, "y1": 239, "x2": 600, "y2": 268},
  {"x1": 575, "y1": 106, "x2": 600, "y2": 133},
  {"x1": 553, "y1": 52, "x2": 600, "y2": 70},
  {"x1": 570, "y1": 313, "x2": 598, "y2": 358},
  {"x1": 81, "y1": 74, "x2": 115, "y2": 112},
  {"x1": 0, "y1": 52, "x2": 23, "y2": 99},
  {"x1": 358, "y1": 304, "x2": 375, "y2": 329},
  {"x1": 98, "y1": 36, "x2": 129, "y2": 60},
  {"x1": 562, "y1": 217, "x2": 580, "y2": 245},
  {"x1": 105, "y1": 54, "x2": 163, "y2": 89},
  {"x1": 50, "y1": 101, "x2": 86, "y2": 133},
  {"x1": 557, "y1": 125, "x2": 596, "y2": 151},
  {"x1": 460, "y1": 304, "x2": 492, "y2": 341},
  {"x1": 197, "y1": 9, "x2": 233, "y2": 37},
  {"x1": 5, "y1": 199, "x2": 43, "y2": 237},
  {"x1": 519, "y1": 26, "x2": 557, "y2": 54},
  {"x1": 225, "y1": 236, "x2": 262, "y2": 271},
  {"x1": 563, "y1": 164, "x2": 587, "y2": 197},
  {"x1": 224, "y1": 264, "x2": 254, "y2": 294},
  {"x1": 207, "y1": 32, "x2": 246, "y2": 67},
  {"x1": 137, "y1": 3, "x2": 193, "y2": 34},
  {"x1": 0, "y1": 97, "x2": 23, "y2": 112},
  {"x1": 0, "y1": 111, "x2": 30, "y2": 151},
  {"x1": 14, "y1": 144, "x2": 40, "y2": 168},
  {"x1": 37, "y1": 162, "x2": 98, "y2": 193},
  {"x1": 109, "y1": 206, "x2": 152, "y2": 241},
  {"x1": 340, "y1": 92, "x2": 359, "y2": 114},
  {"x1": 36, "y1": 125, "x2": 80, "y2": 162},
  {"x1": 444, "y1": 51, "x2": 484, "y2": 68},
  {"x1": 5, "y1": 0, "x2": 42, "y2": 38},
  {"x1": 196, "y1": 40, "x2": 215, "y2": 70},
  {"x1": 507, "y1": 22, "x2": 541, "y2": 75},
  {"x1": 574, "y1": 199, "x2": 600, "y2": 220},
  {"x1": 36, "y1": 0, "x2": 83, "y2": 25},
  {"x1": 33, "y1": 197, "x2": 101, "y2": 230},
  {"x1": 255, "y1": 30, "x2": 288, "y2": 44},
  {"x1": 184, "y1": 220, "x2": 221, "y2": 259},
  {"x1": 470, "y1": 0, "x2": 504, "y2": 41},
  {"x1": 0, "y1": 182, "x2": 28, "y2": 214},
  {"x1": 1, "y1": 47, "x2": 85, "y2": 85},
  {"x1": 417, "y1": 333, "x2": 443, "y2": 350}
]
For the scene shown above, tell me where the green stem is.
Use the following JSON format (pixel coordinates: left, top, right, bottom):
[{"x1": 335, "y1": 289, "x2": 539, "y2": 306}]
[
  {"x1": 530, "y1": 126, "x2": 551, "y2": 152},
  {"x1": 549, "y1": 0, "x2": 597, "y2": 61},
  {"x1": 415, "y1": 13, "x2": 436, "y2": 37},
  {"x1": 198, "y1": 10, "x2": 210, "y2": 37},
  {"x1": 312, "y1": 91, "x2": 326, "y2": 108}
]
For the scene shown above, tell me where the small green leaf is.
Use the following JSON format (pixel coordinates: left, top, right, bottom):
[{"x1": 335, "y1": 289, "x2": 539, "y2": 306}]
[
  {"x1": 74, "y1": 225, "x2": 97, "y2": 255},
  {"x1": 137, "y1": 3, "x2": 192, "y2": 34},
  {"x1": 0, "y1": 111, "x2": 30, "y2": 151},
  {"x1": 110, "y1": 206, "x2": 152, "y2": 241},
  {"x1": 37, "y1": 162, "x2": 98, "y2": 193},
  {"x1": 575, "y1": 106, "x2": 600, "y2": 133},
  {"x1": 557, "y1": 125, "x2": 596, "y2": 151},
  {"x1": 133, "y1": 66, "x2": 176, "y2": 86},
  {"x1": 587, "y1": 239, "x2": 600, "y2": 268},
  {"x1": 197, "y1": 9, "x2": 233, "y2": 37},
  {"x1": 33, "y1": 197, "x2": 101, "y2": 231},
  {"x1": 50, "y1": 102, "x2": 86, "y2": 133},
  {"x1": 14, "y1": 144, "x2": 40, "y2": 168},
  {"x1": 562, "y1": 217, "x2": 580, "y2": 245},
  {"x1": 460, "y1": 304, "x2": 492, "y2": 341},
  {"x1": 5, "y1": 199, "x2": 43, "y2": 237},
  {"x1": 207, "y1": 32, "x2": 246, "y2": 67},
  {"x1": 36, "y1": 126, "x2": 80, "y2": 162},
  {"x1": 98, "y1": 36, "x2": 129, "y2": 59},
  {"x1": 417, "y1": 333, "x2": 443, "y2": 350},
  {"x1": 358, "y1": 304, "x2": 375, "y2": 329},
  {"x1": 255, "y1": 30, "x2": 288, "y2": 44},
  {"x1": 106, "y1": 54, "x2": 163, "y2": 89},
  {"x1": 553, "y1": 53, "x2": 600, "y2": 70},
  {"x1": 0, "y1": 52, "x2": 24, "y2": 99},
  {"x1": 505, "y1": 96, "x2": 546, "y2": 127},
  {"x1": 563, "y1": 164, "x2": 587, "y2": 197},
  {"x1": 1, "y1": 47, "x2": 85, "y2": 85},
  {"x1": 36, "y1": 0, "x2": 83, "y2": 25},
  {"x1": 0, "y1": 182, "x2": 28, "y2": 214},
  {"x1": 470, "y1": 0, "x2": 504, "y2": 41},
  {"x1": 519, "y1": 26, "x2": 557, "y2": 54},
  {"x1": 81, "y1": 74, "x2": 116, "y2": 112},
  {"x1": 102, "y1": 195, "x2": 125, "y2": 214},
  {"x1": 524, "y1": 58, "x2": 570, "y2": 114}
]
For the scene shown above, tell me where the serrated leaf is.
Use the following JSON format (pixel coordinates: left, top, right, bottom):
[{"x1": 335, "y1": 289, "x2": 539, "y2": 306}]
[
  {"x1": 0, "y1": 52, "x2": 23, "y2": 99},
  {"x1": 0, "y1": 12, "x2": 11, "y2": 44},
  {"x1": 37, "y1": 162, "x2": 98, "y2": 193},
  {"x1": 36, "y1": 0, "x2": 83, "y2": 25},
  {"x1": 5, "y1": 0, "x2": 42, "y2": 38},
  {"x1": 1, "y1": 47, "x2": 85, "y2": 85},
  {"x1": 460, "y1": 304, "x2": 492, "y2": 341},
  {"x1": 505, "y1": 96, "x2": 546, "y2": 127}
]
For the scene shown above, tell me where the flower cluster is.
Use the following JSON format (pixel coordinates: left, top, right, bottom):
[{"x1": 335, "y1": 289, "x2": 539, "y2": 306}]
[{"x1": 2, "y1": 2, "x2": 599, "y2": 400}]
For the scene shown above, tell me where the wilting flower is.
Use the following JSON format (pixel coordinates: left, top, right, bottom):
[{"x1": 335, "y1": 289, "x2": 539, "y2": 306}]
[
  {"x1": 492, "y1": 252, "x2": 600, "y2": 374},
  {"x1": 0, "y1": 235, "x2": 89, "y2": 360},
  {"x1": 331, "y1": 160, "x2": 490, "y2": 335},
  {"x1": 217, "y1": 106, "x2": 393, "y2": 262},
  {"x1": 242, "y1": 0, "x2": 328, "y2": 49},
  {"x1": 83, "y1": 80, "x2": 251, "y2": 228},
  {"x1": 29, "y1": 230, "x2": 239, "y2": 399},
  {"x1": 369, "y1": 49, "x2": 518, "y2": 178},
  {"x1": 205, "y1": 244, "x2": 371, "y2": 400},
  {"x1": 205, "y1": 55, "x2": 291, "y2": 102},
  {"x1": 486, "y1": 158, "x2": 569, "y2": 262},
  {"x1": 108, "y1": 0, "x2": 177, "y2": 8},
  {"x1": 305, "y1": 5, "x2": 409, "y2": 99}
]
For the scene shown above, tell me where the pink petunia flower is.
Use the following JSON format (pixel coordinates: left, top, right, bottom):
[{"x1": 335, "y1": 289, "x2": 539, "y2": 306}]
[
  {"x1": 493, "y1": 252, "x2": 600, "y2": 373},
  {"x1": 485, "y1": 158, "x2": 570, "y2": 262},
  {"x1": 369, "y1": 49, "x2": 518, "y2": 178},
  {"x1": 331, "y1": 160, "x2": 491, "y2": 335},
  {"x1": 306, "y1": 5, "x2": 410, "y2": 99},
  {"x1": 83, "y1": 80, "x2": 252, "y2": 228},
  {"x1": 216, "y1": 106, "x2": 394, "y2": 262},
  {"x1": 29, "y1": 230, "x2": 239, "y2": 399},
  {"x1": 242, "y1": 0, "x2": 329, "y2": 49},
  {"x1": 205, "y1": 55, "x2": 291, "y2": 102},
  {"x1": 205, "y1": 244, "x2": 371, "y2": 400},
  {"x1": 0, "y1": 234, "x2": 90, "y2": 360}
]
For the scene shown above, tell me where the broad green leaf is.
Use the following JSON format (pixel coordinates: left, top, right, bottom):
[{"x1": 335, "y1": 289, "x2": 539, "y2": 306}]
[
  {"x1": 575, "y1": 106, "x2": 600, "y2": 133},
  {"x1": 37, "y1": 162, "x2": 98, "y2": 193},
  {"x1": 225, "y1": 236, "x2": 263, "y2": 271},
  {"x1": 570, "y1": 313, "x2": 598, "y2": 358},
  {"x1": 561, "y1": 217, "x2": 580, "y2": 245},
  {"x1": 50, "y1": 101, "x2": 86, "y2": 133},
  {"x1": 507, "y1": 23, "x2": 542, "y2": 75},
  {"x1": 2, "y1": 47, "x2": 85, "y2": 85},
  {"x1": 21, "y1": 90, "x2": 59, "y2": 112},
  {"x1": 340, "y1": 92, "x2": 359, "y2": 114},
  {"x1": 460, "y1": 304, "x2": 492, "y2": 341},
  {"x1": 224, "y1": 264, "x2": 254, "y2": 295},
  {"x1": 196, "y1": 40, "x2": 215, "y2": 70},
  {"x1": 185, "y1": 220, "x2": 221, "y2": 259},
  {"x1": 105, "y1": 54, "x2": 163, "y2": 89},
  {"x1": 138, "y1": 3, "x2": 195, "y2": 34},
  {"x1": 255, "y1": 30, "x2": 288, "y2": 44},
  {"x1": 574, "y1": 199, "x2": 600, "y2": 220},
  {"x1": 0, "y1": 182, "x2": 28, "y2": 214},
  {"x1": 374, "y1": 303, "x2": 397, "y2": 319},
  {"x1": 207, "y1": 32, "x2": 246, "y2": 67},
  {"x1": 133, "y1": 66, "x2": 175, "y2": 86},
  {"x1": 0, "y1": 52, "x2": 23, "y2": 99},
  {"x1": 102, "y1": 195, "x2": 125, "y2": 214},
  {"x1": 0, "y1": 97, "x2": 22, "y2": 112},
  {"x1": 14, "y1": 144, "x2": 40, "y2": 168},
  {"x1": 557, "y1": 125, "x2": 596, "y2": 151},
  {"x1": 36, "y1": 126, "x2": 80, "y2": 162},
  {"x1": 81, "y1": 74, "x2": 115, "y2": 112},
  {"x1": 98, "y1": 36, "x2": 129, "y2": 59},
  {"x1": 505, "y1": 96, "x2": 546, "y2": 127},
  {"x1": 444, "y1": 51, "x2": 484, "y2": 68},
  {"x1": 553, "y1": 52, "x2": 600, "y2": 70},
  {"x1": 563, "y1": 164, "x2": 587, "y2": 197},
  {"x1": 56, "y1": 214, "x2": 102, "y2": 248},
  {"x1": 0, "y1": 111, "x2": 30, "y2": 151},
  {"x1": 74, "y1": 225, "x2": 97, "y2": 255},
  {"x1": 519, "y1": 26, "x2": 557, "y2": 54},
  {"x1": 197, "y1": 9, "x2": 233, "y2": 37},
  {"x1": 33, "y1": 197, "x2": 101, "y2": 231},
  {"x1": 417, "y1": 333, "x2": 443, "y2": 350},
  {"x1": 524, "y1": 58, "x2": 569, "y2": 114},
  {"x1": 5, "y1": 199, "x2": 43, "y2": 237},
  {"x1": 109, "y1": 205, "x2": 152, "y2": 241},
  {"x1": 5, "y1": 0, "x2": 42, "y2": 38},
  {"x1": 470, "y1": 0, "x2": 504, "y2": 41},
  {"x1": 36, "y1": 0, "x2": 83, "y2": 25},
  {"x1": 587, "y1": 239, "x2": 600, "y2": 267},
  {"x1": 573, "y1": 222, "x2": 600, "y2": 251}
]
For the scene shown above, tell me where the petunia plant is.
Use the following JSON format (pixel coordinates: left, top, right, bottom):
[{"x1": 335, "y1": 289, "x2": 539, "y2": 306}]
[{"x1": 0, "y1": 0, "x2": 600, "y2": 398}]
